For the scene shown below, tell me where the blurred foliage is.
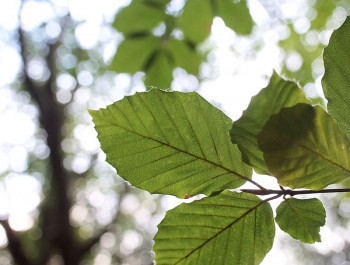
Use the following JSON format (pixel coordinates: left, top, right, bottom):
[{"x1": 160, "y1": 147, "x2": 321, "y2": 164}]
[{"x1": 111, "y1": 0, "x2": 253, "y2": 89}]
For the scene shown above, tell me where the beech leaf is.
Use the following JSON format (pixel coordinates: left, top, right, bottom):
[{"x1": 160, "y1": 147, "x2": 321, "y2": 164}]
[
  {"x1": 275, "y1": 198, "x2": 326, "y2": 243},
  {"x1": 322, "y1": 16, "x2": 350, "y2": 137},
  {"x1": 154, "y1": 191, "x2": 275, "y2": 265},
  {"x1": 90, "y1": 89, "x2": 251, "y2": 198},
  {"x1": 258, "y1": 103, "x2": 350, "y2": 189}
]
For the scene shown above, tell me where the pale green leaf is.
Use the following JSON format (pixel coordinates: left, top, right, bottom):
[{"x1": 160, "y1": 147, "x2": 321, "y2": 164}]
[
  {"x1": 275, "y1": 198, "x2": 326, "y2": 243},
  {"x1": 90, "y1": 90, "x2": 251, "y2": 198},
  {"x1": 113, "y1": 1, "x2": 165, "y2": 34},
  {"x1": 258, "y1": 103, "x2": 350, "y2": 189},
  {"x1": 167, "y1": 39, "x2": 201, "y2": 75},
  {"x1": 145, "y1": 51, "x2": 173, "y2": 89},
  {"x1": 322, "y1": 16, "x2": 350, "y2": 137},
  {"x1": 111, "y1": 35, "x2": 159, "y2": 74},
  {"x1": 154, "y1": 191, "x2": 275, "y2": 265},
  {"x1": 215, "y1": 0, "x2": 253, "y2": 35},
  {"x1": 178, "y1": 0, "x2": 213, "y2": 44},
  {"x1": 231, "y1": 72, "x2": 308, "y2": 175}
]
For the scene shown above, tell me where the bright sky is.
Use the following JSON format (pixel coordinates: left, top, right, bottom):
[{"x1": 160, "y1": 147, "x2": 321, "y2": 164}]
[{"x1": 0, "y1": 0, "x2": 348, "y2": 264}]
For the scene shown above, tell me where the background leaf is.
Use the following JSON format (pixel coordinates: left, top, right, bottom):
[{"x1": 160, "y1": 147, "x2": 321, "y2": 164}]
[
  {"x1": 258, "y1": 103, "x2": 350, "y2": 189},
  {"x1": 275, "y1": 198, "x2": 326, "y2": 243},
  {"x1": 215, "y1": 0, "x2": 253, "y2": 35},
  {"x1": 90, "y1": 90, "x2": 251, "y2": 198},
  {"x1": 111, "y1": 35, "x2": 159, "y2": 73},
  {"x1": 113, "y1": 1, "x2": 166, "y2": 34},
  {"x1": 154, "y1": 191, "x2": 275, "y2": 265},
  {"x1": 178, "y1": 0, "x2": 213, "y2": 44},
  {"x1": 230, "y1": 72, "x2": 308, "y2": 175},
  {"x1": 167, "y1": 39, "x2": 201, "y2": 75},
  {"x1": 144, "y1": 51, "x2": 173, "y2": 89},
  {"x1": 322, "y1": 16, "x2": 350, "y2": 137}
]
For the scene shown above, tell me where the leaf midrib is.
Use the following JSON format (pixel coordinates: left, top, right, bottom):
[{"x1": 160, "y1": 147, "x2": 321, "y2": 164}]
[{"x1": 103, "y1": 120, "x2": 251, "y2": 183}]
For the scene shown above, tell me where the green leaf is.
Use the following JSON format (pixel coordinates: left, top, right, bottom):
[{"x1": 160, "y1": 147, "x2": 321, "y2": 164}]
[
  {"x1": 145, "y1": 51, "x2": 174, "y2": 89},
  {"x1": 275, "y1": 198, "x2": 326, "y2": 243},
  {"x1": 113, "y1": 1, "x2": 166, "y2": 34},
  {"x1": 258, "y1": 103, "x2": 350, "y2": 189},
  {"x1": 322, "y1": 16, "x2": 350, "y2": 137},
  {"x1": 154, "y1": 191, "x2": 275, "y2": 265},
  {"x1": 89, "y1": 90, "x2": 251, "y2": 198},
  {"x1": 178, "y1": 0, "x2": 213, "y2": 44},
  {"x1": 111, "y1": 35, "x2": 159, "y2": 74},
  {"x1": 167, "y1": 39, "x2": 201, "y2": 75},
  {"x1": 215, "y1": 0, "x2": 253, "y2": 35},
  {"x1": 230, "y1": 72, "x2": 308, "y2": 175}
]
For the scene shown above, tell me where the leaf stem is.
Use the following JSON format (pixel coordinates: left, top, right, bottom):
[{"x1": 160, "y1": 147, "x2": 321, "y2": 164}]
[{"x1": 241, "y1": 188, "x2": 350, "y2": 196}]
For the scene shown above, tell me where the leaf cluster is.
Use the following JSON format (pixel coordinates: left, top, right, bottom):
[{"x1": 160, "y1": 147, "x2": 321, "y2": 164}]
[
  {"x1": 91, "y1": 16, "x2": 350, "y2": 265},
  {"x1": 110, "y1": 0, "x2": 253, "y2": 89}
]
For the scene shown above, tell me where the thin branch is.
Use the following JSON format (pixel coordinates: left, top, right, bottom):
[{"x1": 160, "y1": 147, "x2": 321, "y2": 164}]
[
  {"x1": 0, "y1": 219, "x2": 33, "y2": 265},
  {"x1": 241, "y1": 188, "x2": 350, "y2": 196}
]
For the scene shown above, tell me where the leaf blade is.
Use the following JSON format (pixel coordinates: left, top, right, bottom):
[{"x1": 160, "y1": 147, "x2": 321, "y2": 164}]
[
  {"x1": 178, "y1": 0, "x2": 213, "y2": 44},
  {"x1": 322, "y1": 16, "x2": 350, "y2": 137},
  {"x1": 275, "y1": 198, "x2": 326, "y2": 243},
  {"x1": 154, "y1": 191, "x2": 275, "y2": 265},
  {"x1": 90, "y1": 90, "x2": 251, "y2": 198},
  {"x1": 258, "y1": 103, "x2": 350, "y2": 189},
  {"x1": 113, "y1": 1, "x2": 166, "y2": 34},
  {"x1": 215, "y1": 0, "x2": 253, "y2": 35}
]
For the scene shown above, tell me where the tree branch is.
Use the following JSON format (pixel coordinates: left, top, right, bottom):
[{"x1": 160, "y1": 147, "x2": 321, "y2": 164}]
[{"x1": 241, "y1": 188, "x2": 350, "y2": 196}]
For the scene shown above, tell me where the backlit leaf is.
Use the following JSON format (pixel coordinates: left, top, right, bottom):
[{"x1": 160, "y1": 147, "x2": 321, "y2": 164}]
[
  {"x1": 231, "y1": 72, "x2": 308, "y2": 175},
  {"x1": 111, "y1": 35, "x2": 159, "y2": 74},
  {"x1": 322, "y1": 16, "x2": 350, "y2": 137},
  {"x1": 90, "y1": 90, "x2": 251, "y2": 198},
  {"x1": 258, "y1": 103, "x2": 350, "y2": 189},
  {"x1": 215, "y1": 0, "x2": 253, "y2": 35},
  {"x1": 154, "y1": 191, "x2": 275, "y2": 265},
  {"x1": 167, "y1": 39, "x2": 201, "y2": 75},
  {"x1": 178, "y1": 0, "x2": 213, "y2": 44},
  {"x1": 275, "y1": 198, "x2": 326, "y2": 243},
  {"x1": 113, "y1": 1, "x2": 166, "y2": 34},
  {"x1": 145, "y1": 51, "x2": 173, "y2": 89}
]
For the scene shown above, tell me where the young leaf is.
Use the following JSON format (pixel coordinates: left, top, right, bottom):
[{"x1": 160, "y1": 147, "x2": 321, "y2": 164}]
[
  {"x1": 178, "y1": 0, "x2": 213, "y2": 44},
  {"x1": 258, "y1": 103, "x2": 350, "y2": 190},
  {"x1": 154, "y1": 191, "x2": 275, "y2": 265},
  {"x1": 113, "y1": 1, "x2": 166, "y2": 34},
  {"x1": 111, "y1": 35, "x2": 159, "y2": 74},
  {"x1": 90, "y1": 90, "x2": 251, "y2": 198},
  {"x1": 215, "y1": 0, "x2": 253, "y2": 35},
  {"x1": 231, "y1": 72, "x2": 308, "y2": 175},
  {"x1": 145, "y1": 51, "x2": 173, "y2": 89},
  {"x1": 275, "y1": 198, "x2": 326, "y2": 243},
  {"x1": 322, "y1": 16, "x2": 350, "y2": 137},
  {"x1": 167, "y1": 39, "x2": 201, "y2": 75}
]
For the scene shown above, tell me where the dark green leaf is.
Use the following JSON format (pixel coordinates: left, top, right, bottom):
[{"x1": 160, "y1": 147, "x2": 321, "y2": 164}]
[
  {"x1": 154, "y1": 191, "x2": 275, "y2": 265},
  {"x1": 231, "y1": 72, "x2": 308, "y2": 175},
  {"x1": 145, "y1": 51, "x2": 173, "y2": 89},
  {"x1": 275, "y1": 198, "x2": 326, "y2": 243},
  {"x1": 322, "y1": 16, "x2": 350, "y2": 137},
  {"x1": 178, "y1": 0, "x2": 213, "y2": 44},
  {"x1": 113, "y1": 1, "x2": 165, "y2": 34},
  {"x1": 258, "y1": 103, "x2": 350, "y2": 189},
  {"x1": 111, "y1": 35, "x2": 159, "y2": 74},
  {"x1": 90, "y1": 90, "x2": 251, "y2": 198},
  {"x1": 215, "y1": 0, "x2": 253, "y2": 35}
]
